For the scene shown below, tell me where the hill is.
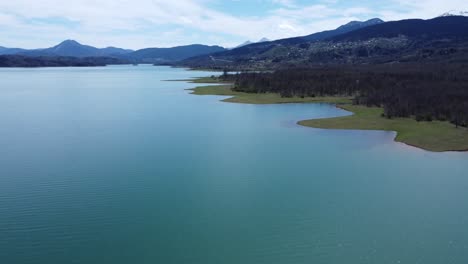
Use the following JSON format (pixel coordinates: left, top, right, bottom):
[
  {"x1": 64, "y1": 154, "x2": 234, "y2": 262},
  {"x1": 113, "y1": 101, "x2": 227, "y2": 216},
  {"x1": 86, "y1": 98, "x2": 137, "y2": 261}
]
[
  {"x1": 124, "y1": 44, "x2": 226, "y2": 63},
  {"x1": 0, "y1": 46, "x2": 28, "y2": 55},
  {"x1": 1, "y1": 41, "x2": 226, "y2": 63},
  {"x1": 180, "y1": 18, "x2": 384, "y2": 66},
  {"x1": 234, "y1": 38, "x2": 271, "y2": 48},
  {"x1": 332, "y1": 16, "x2": 468, "y2": 41},
  {"x1": 302, "y1": 18, "x2": 384, "y2": 42},
  {"x1": 179, "y1": 16, "x2": 468, "y2": 69},
  {"x1": 18, "y1": 40, "x2": 133, "y2": 57}
]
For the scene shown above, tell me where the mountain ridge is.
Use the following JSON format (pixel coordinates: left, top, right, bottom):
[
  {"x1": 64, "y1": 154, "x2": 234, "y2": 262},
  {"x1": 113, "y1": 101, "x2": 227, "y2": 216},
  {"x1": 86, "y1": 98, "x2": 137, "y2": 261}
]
[
  {"x1": 123, "y1": 44, "x2": 226, "y2": 63},
  {"x1": 179, "y1": 16, "x2": 468, "y2": 69},
  {"x1": 235, "y1": 38, "x2": 271, "y2": 48},
  {"x1": 0, "y1": 46, "x2": 28, "y2": 55},
  {"x1": 193, "y1": 18, "x2": 385, "y2": 61},
  {"x1": 332, "y1": 16, "x2": 468, "y2": 41},
  {"x1": 302, "y1": 18, "x2": 384, "y2": 41},
  {"x1": 0, "y1": 40, "x2": 226, "y2": 63},
  {"x1": 18, "y1": 40, "x2": 134, "y2": 57}
]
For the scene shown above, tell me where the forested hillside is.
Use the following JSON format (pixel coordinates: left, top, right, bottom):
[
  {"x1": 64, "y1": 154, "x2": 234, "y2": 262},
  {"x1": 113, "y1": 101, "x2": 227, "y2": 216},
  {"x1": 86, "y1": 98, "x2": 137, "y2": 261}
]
[
  {"x1": 180, "y1": 16, "x2": 468, "y2": 70},
  {"x1": 231, "y1": 63, "x2": 468, "y2": 127}
]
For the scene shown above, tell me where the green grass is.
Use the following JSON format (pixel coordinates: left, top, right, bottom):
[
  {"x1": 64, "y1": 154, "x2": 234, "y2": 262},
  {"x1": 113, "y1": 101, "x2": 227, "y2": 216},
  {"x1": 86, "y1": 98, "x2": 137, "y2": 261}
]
[
  {"x1": 166, "y1": 76, "x2": 230, "y2": 84},
  {"x1": 189, "y1": 84, "x2": 352, "y2": 104},
  {"x1": 299, "y1": 104, "x2": 468, "y2": 152},
  {"x1": 185, "y1": 77, "x2": 468, "y2": 152}
]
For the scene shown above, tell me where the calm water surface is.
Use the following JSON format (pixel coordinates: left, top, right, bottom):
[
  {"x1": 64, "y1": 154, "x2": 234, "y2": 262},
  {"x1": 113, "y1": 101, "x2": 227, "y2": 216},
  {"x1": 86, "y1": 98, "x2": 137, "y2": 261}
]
[{"x1": 1, "y1": 65, "x2": 467, "y2": 264}]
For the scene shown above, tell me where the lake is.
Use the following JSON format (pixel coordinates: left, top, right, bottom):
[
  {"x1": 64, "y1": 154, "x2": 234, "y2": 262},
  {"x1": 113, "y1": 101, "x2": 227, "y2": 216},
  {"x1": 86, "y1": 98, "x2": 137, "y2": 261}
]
[{"x1": 1, "y1": 65, "x2": 468, "y2": 264}]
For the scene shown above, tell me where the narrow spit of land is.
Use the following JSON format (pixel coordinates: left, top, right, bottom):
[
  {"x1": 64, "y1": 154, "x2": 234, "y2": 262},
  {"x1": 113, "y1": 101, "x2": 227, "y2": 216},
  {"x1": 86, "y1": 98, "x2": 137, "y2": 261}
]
[{"x1": 175, "y1": 76, "x2": 468, "y2": 152}]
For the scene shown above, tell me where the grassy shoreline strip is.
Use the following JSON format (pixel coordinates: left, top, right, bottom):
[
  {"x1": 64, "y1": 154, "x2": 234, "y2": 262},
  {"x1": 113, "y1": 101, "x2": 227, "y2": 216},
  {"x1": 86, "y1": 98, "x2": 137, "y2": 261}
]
[
  {"x1": 173, "y1": 77, "x2": 468, "y2": 152},
  {"x1": 299, "y1": 105, "x2": 468, "y2": 152},
  {"x1": 189, "y1": 84, "x2": 353, "y2": 105},
  {"x1": 165, "y1": 76, "x2": 230, "y2": 83}
]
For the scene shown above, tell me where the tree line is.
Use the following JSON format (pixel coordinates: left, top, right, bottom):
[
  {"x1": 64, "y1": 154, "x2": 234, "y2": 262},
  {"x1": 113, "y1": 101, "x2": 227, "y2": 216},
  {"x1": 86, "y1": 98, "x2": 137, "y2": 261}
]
[
  {"x1": 0, "y1": 55, "x2": 127, "y2": 67},
  {"x1": 228, "y1": 63, "x2": 468, "y2": 127}
]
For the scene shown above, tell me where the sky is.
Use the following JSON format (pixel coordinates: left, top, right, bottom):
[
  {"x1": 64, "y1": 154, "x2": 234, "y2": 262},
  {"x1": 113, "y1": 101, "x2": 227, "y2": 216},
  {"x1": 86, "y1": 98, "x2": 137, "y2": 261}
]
[{"x1": 0, "y1": 0, "x2": 467, "y2": 50}]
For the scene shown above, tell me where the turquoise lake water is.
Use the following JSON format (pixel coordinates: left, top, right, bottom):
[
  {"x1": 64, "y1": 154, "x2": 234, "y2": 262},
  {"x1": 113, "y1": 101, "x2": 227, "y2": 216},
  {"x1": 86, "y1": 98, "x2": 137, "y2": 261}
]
[{"x1": 1, "y1": 65, "x2": 468, "y2": 264}]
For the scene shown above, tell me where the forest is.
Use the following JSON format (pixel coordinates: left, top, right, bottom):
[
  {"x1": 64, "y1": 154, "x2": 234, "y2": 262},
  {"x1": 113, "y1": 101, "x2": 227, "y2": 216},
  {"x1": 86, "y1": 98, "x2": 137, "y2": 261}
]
[
  {"x1": 228, "y1": 63, "x2": 468, "y2": 127},
  {"x1": 0, "y1": 55, "x2": 127, "y2": 67}
]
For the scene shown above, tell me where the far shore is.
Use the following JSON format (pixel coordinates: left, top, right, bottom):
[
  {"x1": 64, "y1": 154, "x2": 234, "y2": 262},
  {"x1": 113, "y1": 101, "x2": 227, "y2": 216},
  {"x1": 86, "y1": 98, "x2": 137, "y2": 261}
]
[{"x1": 170, "y1": 75, "x2": 468, "y2": 152}]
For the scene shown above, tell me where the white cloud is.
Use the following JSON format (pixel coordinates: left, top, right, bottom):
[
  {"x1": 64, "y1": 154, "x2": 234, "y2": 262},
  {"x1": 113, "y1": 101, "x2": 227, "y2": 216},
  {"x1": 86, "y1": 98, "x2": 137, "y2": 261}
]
[
  {"x1": 380, "y1": 0, "x2": 468, "y2": 21},
  {"x1": 0, "y1": 0, "x2": 466, "y2": 49}
]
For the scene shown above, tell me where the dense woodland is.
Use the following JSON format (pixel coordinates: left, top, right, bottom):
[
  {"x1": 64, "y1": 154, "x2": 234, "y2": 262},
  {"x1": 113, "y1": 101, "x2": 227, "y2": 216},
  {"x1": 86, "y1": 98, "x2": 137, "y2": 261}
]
[{"x1": 229, "y1": 63, "x2": 468, "y2": 127}]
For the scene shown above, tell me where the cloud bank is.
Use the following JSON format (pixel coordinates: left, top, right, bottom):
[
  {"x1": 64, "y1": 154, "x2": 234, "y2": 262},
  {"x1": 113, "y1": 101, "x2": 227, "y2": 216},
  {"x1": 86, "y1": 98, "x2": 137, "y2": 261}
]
[{"x1": 0, "y1": 0, "x2": 466, "y2": 49}]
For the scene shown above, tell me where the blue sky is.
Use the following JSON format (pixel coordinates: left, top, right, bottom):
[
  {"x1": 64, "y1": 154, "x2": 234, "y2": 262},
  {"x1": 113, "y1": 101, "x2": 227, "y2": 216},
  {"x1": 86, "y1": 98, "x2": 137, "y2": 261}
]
[{"x1": 0, "y1": 0, "x2": 466, "y2": 49}]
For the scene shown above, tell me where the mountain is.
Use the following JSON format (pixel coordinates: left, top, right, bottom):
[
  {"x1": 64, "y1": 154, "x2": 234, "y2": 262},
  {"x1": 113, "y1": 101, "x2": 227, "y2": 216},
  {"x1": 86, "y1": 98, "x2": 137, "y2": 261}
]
[
  {"x1": 18, "y1": 40, "x2": 134, "y2": 57},
  {"x1": 235, "y1": 38, "x2": 271, "y2": 48},
  {"x1": 100, "y1": 46, "x2": 134, "y2": 56},
  {"x1": 301, "y1": 18, "x2": 384, "y2": 41},
  {"x1": 180, "y1": 16, "x2": 468, "y2": 69},
  {"x1": 231, "y1": 18, "x2": 384, "y2": 48},
  {"x1": 187, "y1": 18, "x2": 384, "y2": 59},
  {"x1": 179, "y1": 18, "x2": 385, "y2": 67},
  {"x1": 332, "y1": 16, "x2": 468, "y2": 41},
  {"x1": 123, "y1": 44, "x2": 226, "y2": 63},
  {"x1": 235, "y1": 41, "x2": 254, "y2": 48},
  {"x1": 0, "y1": 46, "x2": 28, "y2": 55},
  {"x1": 0, "y1": 40, "x2": 226, "y2": 63}
]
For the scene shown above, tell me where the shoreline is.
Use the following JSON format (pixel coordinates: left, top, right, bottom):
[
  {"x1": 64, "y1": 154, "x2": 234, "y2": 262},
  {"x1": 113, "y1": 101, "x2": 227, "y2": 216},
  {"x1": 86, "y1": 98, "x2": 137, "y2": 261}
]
[
  {"x1": 315, "y1": 104, "x2": 468, "y2": 153},
  {"x1": 173, "y1": 75, "x2": 468, "y2": 153}
]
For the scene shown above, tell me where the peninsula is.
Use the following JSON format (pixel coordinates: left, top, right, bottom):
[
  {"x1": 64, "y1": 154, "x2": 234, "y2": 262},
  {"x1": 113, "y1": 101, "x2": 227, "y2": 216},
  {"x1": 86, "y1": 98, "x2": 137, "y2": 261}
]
[{"x1": 184, "y1": 75, "x2": 468, "y2": 152}]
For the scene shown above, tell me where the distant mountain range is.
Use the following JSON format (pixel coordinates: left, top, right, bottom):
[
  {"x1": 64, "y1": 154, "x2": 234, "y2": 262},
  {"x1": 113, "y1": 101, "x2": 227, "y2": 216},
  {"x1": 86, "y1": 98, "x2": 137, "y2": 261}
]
[
  {"x1": 0, "y1": 40, "x2": 133, "y2": 58},
  {"x1": 0, "y1": 18, "x2": 384, "y2": 64},
  {"x1": 180, "y1": 16, "x2": 468, "y2": 69},
  {"x1": 185, "y1": 18, "x2": 385, "y2": 62},
  {"x1": 2, "y1": 14, "x2": 468, "y2": 68},
  {"x1": 0, "y1": 47, "x2": 28, "y2": 55},
  {"x1": 0, "y1": 40, "x2": 226, "y2": 63},
  {"x1": 122, "y1": 44, "x2": 226, "y2": 63}
]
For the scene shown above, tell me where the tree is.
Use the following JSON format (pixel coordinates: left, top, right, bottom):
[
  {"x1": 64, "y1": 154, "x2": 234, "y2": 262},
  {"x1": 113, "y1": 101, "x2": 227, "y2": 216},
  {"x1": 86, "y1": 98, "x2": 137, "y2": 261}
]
[{"x1": 222, "y1": 69, "x2": 228, "y2": 80}]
